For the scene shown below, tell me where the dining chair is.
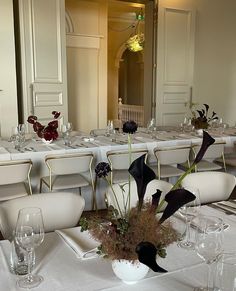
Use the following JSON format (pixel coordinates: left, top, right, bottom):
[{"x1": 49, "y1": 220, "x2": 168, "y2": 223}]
[
  {"x1": 181, "y1": 171, "x2": 236, "y2": 204},
  {"x1": 151, "y1": 145, "x2": 191, "y2": 180},
  {"x1": 39, "y1": 152, "x2": 96, "y2": 209},
  {"x1": 0, "y1": 159, "x2": 32, "y2": 202},
  {"x1": 106, "y1": 148, "x2": 148, "y2": 184},
  {"x1": 191, "y1": 141, "x2": 226, "y2": 172},
  {"x1": 105, "y1": 179, "x2": 173, "y2": 213},
  {"x1": 0, "y1": 192, "x2": 85, "y2": 240}
]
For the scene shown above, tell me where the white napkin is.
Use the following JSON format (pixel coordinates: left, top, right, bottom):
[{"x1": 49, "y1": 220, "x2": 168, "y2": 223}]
[{"x1": 55, "y1": 227, "x2": 100, "y2": 260}]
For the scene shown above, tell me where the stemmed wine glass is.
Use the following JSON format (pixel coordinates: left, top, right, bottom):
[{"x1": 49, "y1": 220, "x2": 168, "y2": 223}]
[
  {"x1": 61, "y1": 122, "x2": 73, "y2": 145},
  {"x1": 15, "y1": 207, "x2": 44, "y2": 289},
  {"x1": 194, "y1": 215, "x2": 224, "y2": 291},
  {"x1": 178, "y1": 187, "x2": 201, "y2": 249}
]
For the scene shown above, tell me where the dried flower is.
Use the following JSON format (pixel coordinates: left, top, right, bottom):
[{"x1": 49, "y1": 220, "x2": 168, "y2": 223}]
[
  {"x1": 123, "y1": 120, "x2": 138, "y2": 134},
  {"x1": 27, "y1": 111, "x2": 60, "y2": 141}
]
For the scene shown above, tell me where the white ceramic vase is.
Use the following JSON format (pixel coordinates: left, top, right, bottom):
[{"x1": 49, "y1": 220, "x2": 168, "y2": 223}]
[
  {"x1": 112, "y1": 259, "x2": 149, "y2": 285},
  {"x1": 41, "y1": 138, "x2": 53, "y2": 145}
]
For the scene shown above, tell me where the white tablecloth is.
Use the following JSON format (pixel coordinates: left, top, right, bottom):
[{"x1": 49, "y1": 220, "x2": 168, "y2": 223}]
[
  {"x1": 0, "y1": 129, "x2": 236, "y2": 210},
  {"x1": 0, "y1": 205, "x2": 235, "y2": 291}
]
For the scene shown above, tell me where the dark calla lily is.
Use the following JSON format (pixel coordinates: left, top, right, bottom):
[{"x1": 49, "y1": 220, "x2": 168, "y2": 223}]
[
  {"x1": 151, "y1": 190, "x2": 162, "y2": 211},
  {"x1": 159, "y1": 189, "x2": 196, "y2": 224},
  {"x1": 136, "y1": 242, "x2": 167, "y2": 273},
  {"x1": 122, "y1": 120, "x2": 138, "y2": 134},
  {"x1": 48, "y1": 120, "x2": 58, "y2": 129},
  {"x1": 194, "y1": 131, "x2": 215, "y2": 164},
  {"x1": 129, "y1": 154, "x2": 156, "y2": 210}
]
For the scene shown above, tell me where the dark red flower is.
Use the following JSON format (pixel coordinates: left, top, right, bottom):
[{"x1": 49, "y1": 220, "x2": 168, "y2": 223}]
[
  {"x1": 52, "y1": 111, "x2": 60, "y2": 119},
  {"x1": 48, "y1": 120, "x2": 58, "y2": 129},
  {"x1": 27, "y1": 115, "x2": 37, "y2": 124}
]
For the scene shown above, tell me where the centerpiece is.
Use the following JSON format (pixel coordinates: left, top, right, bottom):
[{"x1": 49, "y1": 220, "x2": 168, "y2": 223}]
[
  {"x1": 79, "y1": 121, "x2": 215, "y2": 284},
  {"x1": 191, "y1": 104, "x2": 218, "y2": 130},
  {"x1": 27, "y1": 111, "x2": 60, "y2": 143}
]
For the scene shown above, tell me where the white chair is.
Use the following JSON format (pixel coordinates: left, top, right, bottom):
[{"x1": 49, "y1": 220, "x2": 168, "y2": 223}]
[
  {"x1": 151, "y1": 145, "x2": 191, "y2": 180},
  {"x1": 40, "y1": 152, "x2": 96, "y2": 209},
  {"x1": 0, "y1": 192, "x2": 85, "y2": 240},
  {"x1": 106, "y1": 179, "x2": 173, "y2": 213},
  {"x1": 0, "y1": 159, "x2": 32, "y2": 202},
  {"x1": 107, "y1": 148, "x2": 148, "y2": 184},
  {"x1": 181, "y1": 171, "x2": 236, "y2": 204},
  {"x1": 192, "y1": 141, "x2": 226, "y2": 172}
]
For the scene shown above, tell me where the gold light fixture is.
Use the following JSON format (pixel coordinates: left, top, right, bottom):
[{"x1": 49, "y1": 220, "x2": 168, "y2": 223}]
[{"x1": 126, "y1": 10, "x2": 145, "y2": 52}]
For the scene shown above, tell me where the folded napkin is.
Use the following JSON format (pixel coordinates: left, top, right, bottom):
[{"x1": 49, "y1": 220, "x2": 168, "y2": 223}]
[{"x1": 55, "y1": 228, "x2": 100, "y2": 260}]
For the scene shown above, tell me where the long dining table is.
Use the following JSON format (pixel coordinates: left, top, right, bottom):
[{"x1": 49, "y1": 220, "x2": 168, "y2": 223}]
[
  {"x1": 0, "y1": 127, "x2": 236, "y2": 210},
  {"x1": 0, "y1": 203, "x2": 236, "y2": 291}
]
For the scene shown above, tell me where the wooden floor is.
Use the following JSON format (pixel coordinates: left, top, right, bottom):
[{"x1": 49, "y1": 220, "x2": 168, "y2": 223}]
[{"x1": 1, "y1": 187, "x2": 236, "y2": 241}]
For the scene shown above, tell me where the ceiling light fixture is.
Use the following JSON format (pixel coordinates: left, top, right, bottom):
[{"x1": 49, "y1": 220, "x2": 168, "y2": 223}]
[{"x1": 126, "y1": 9, "x2": 145, "y2": 52}]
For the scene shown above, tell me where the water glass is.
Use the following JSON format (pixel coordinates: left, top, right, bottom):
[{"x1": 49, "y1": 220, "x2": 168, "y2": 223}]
[{"x1": 214, "y1": 253, "x2": 236, "y2": 291}]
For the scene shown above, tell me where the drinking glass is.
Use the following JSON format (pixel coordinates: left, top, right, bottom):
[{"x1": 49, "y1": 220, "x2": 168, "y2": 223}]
[
  {"x1": 213, "y1": 253, "x2": 236, "y2": 291},
  {"x1": 178, "y1": 187, "x2": 201, "y2": 249},
  {"x1": 194, "y1": 215, "x2": 224, "y2": 291},
  {"x1": 15, "y1": 207, "x2": 44, "y2": 289}
]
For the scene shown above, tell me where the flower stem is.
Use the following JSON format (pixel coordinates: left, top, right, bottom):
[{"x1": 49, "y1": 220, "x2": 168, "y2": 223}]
[
  {"x1": 106, "y1": 177, "x2": 124, "y2": 219},
  {"x1": 127, "y1": 134, "x2": 132, "y2": 217},
  {"x1": 156, "y1": 162, "x2": 196, "y2": 213}
]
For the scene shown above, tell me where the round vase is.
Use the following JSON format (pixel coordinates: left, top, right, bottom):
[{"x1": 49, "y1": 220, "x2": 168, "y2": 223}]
[
  {"x1": 41, "y1": 138, "x2": 53, "y2": 145},
  {"x1": 112, "y1": 259, "x2": 149, "y2": 285},
  {"x1": 195, "y1": 129, "x2": 203, "y2": 136}
]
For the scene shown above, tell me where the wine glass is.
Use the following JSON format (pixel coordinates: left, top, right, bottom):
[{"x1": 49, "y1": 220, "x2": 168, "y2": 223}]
[
  {"x1": 178, "y1": 187, "x2": 201, "y2": 249},
  {"x1": 15, "y1": 207, "x2": 44, "y2": 289},
  {"x1": 194, "y1": 215, "x2": 224, "y2": 291}
]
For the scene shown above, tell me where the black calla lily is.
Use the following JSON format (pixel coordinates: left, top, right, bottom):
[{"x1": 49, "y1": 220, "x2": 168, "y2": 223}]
[
  {"x1": 151, "y1": 190, "x2": 162, "y2": 211},
  {"x1": 128, "y1": 154, "x2": 156, "y2": 210},
  {"x1": 136, "y1": 242, "x2": 167, "y2": 273},
  {"x1": 159, "y1": 189, "x2": 196, "y2": 224},
  {"x1": 194, "y1": 131, "x2": 215, "y2": 164}
]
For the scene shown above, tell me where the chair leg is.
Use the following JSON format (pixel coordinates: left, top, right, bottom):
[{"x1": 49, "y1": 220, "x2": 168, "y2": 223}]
[{"x1": 39, "y1": 179, "x2": 43, "y2": 193}]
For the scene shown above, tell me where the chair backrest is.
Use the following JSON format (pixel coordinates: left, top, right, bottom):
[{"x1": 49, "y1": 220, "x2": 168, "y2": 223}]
[
  {"x1": 106, "y1": 179, "x2": 173, "y2": 213},
  {"x1": 45, "y1": 152, "x2": 93, "y2": 175},
  {"x1": 192, "y1": 142, "x2": 225, "y2": 160},
  {"x1": 107, "y1": 148, "x2": 148, "y2": 170},
  {"x1": 0, "y1": 192, "x2": 85, "y2": 240},
  {"x1": 0, "y1": 159, "x2": 32, "y2": 185},
  {"x1": 181, "y1": 171, "x2": 236, "y2": 204},
  {"x1": 154, "y1": 145, "x2": 191, "y2": 165}
]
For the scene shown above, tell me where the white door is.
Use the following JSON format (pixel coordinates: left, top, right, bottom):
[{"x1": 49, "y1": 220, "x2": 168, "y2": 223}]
[
  {"x1": 156, "y1": 0, "x2": 195, "y2": 126},
  {"x1": 19, "y1": 0, "x2": 68, "y2": 126},
  {"x1": 0, "y1": 0, "x2": 18, "y2": 138}
]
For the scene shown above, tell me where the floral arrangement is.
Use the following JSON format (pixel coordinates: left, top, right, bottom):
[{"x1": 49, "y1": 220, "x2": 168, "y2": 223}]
[
  {"x1": 79, "y1": 121, "x2": 215, "y2": 272},
  {"x1": 191, "y1": 104, "x2": 218, "y2": 129},
  {"x1": 27, "y1": 111, "x2": 60, "y2": 141}
]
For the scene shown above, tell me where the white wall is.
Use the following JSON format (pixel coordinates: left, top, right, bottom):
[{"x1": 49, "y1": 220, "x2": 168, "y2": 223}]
[
  {"x1": 0, "y1": 0, "x2": 18, "y2": 138},
  {"x1": 193, "y1": 0, "x2": 236, "y2": 125}
]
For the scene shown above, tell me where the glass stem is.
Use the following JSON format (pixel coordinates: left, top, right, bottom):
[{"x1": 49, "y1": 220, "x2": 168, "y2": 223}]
[
  {"x1": 26, "y1": 249, "x2": 33, "y2": 283},
  {"x1": 206, "y1": 263, "x2": 212, "y2": 291},
  {"x1": 185, "y1": 218, "x2": 191, "y2": 242}
]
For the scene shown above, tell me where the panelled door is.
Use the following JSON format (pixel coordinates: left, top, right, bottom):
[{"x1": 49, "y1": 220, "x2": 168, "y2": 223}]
[
  {"x1": 156, "y1": 0, "x2": 195, "y2": 125},
  {"x1": 19, "y1": 0, "x2": 68, "y2": 126}
]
